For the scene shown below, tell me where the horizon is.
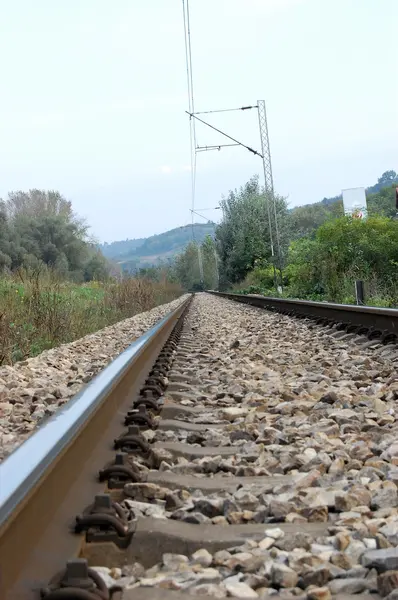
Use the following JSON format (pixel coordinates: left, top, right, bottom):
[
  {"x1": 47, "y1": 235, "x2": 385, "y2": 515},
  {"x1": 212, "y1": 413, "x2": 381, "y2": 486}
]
[
  {"x1": 0, "y1": 0, "x2": 396, "y2": 243},
  {"x1": 99, "y1": 170, "x2": 395, "y2": 244}
]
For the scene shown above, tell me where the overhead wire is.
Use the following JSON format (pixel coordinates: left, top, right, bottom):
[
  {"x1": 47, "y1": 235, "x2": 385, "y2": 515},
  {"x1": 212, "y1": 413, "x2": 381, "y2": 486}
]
[
  {"x1": 194, "y1": 105, "x2": 258, "y2": 115},
  {"x1": 196, "y1": 143, "x2": 240, "y2": 153},
  {"x1": 187, "y1": 0, "x2": 198, "y2": 236},
  {"x1": 190, "y1": 208, "x2": 217, "y2": 222},
  {"x1": 186, "y1": 111, "x2": 263, "y2": 158},
  {"x1": 182, "y1": 0, "x2": 204, "y2": 284},
  {"x1": 195, "y1": 206, "x2": 221, "y2": 211},
  {"x1": 186, "y1": 0, "x2": 197, "y2": 150},
  {"x1": 182, "y1": 0, "x2": 196, "y2": 240}
]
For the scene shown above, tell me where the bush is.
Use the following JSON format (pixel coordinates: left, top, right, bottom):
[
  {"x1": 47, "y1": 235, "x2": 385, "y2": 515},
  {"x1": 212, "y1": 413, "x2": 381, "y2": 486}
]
[
  {"x1": 247, "y1": 265, "x2": 276, "y2": 289},
  {"x1": 283, "y1": 216, "x2": 398, "y2": 305},
  {"x1": 0, "y1": 270, "x2": 182, "y2": 364}
]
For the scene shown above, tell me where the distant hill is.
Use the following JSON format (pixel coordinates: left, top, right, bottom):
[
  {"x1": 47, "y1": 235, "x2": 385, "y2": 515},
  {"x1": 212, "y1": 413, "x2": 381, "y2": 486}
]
[
  {"x1": 100, "y1": 222, "x2": 216, "y2": 272},
  {"x1": 290, "y1": 170, "x2": 398, "y2": 213},
  {"x1": 287, "y1": 171, "x2": 397, "y2": 240},
  {"x1": 99, "y1": 237, "x2": 146, "y2": 260}
]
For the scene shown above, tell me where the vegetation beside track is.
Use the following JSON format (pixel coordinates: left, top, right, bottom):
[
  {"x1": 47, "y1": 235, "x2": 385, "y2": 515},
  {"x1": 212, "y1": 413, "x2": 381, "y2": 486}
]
[
  {"x1": 177, "y1": 170, "x2": 398, "y2": 307},
  {"x1": 0, "y1": 189, "x2": 182, "y2": 365},
  {"x1": 1, "y1": 170, "x2": 397, "y2": 365},
  {"x1": 0, "y1": 271, "x2": 181, "y2": 364},
  {"x1": 233, "y1": 214, "x2": 398, "y2": 307}
]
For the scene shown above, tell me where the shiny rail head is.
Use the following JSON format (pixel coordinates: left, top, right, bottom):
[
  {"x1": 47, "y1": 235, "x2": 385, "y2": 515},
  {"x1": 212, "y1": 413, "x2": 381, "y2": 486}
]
[
  {"x1": 208, "y1": 291, "x2": 398, "y2": 316},
  {"x1": 207, "y1": 291, "x2": 398, "y2": 336},
  {"x1": 245, "y1": 294, "x2": 398, "y2": 316},
  {"x1": 0, "y1": 296, "x2": 191, "y2": 530}
]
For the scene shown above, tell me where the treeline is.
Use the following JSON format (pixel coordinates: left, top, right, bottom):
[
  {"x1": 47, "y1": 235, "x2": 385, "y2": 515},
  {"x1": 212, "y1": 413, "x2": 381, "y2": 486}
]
[
  {"x1": 0, "y1": 188, "x2": 217, "y2": 291},
  {"x1": 174, "y1": 235, "x2": 218, "y2": 291},
  {"x1": 0, "y1": 191, "x2": 184, "y2": 363},
  {"x1": 0, "y1": 190, "x2": 110, "y2": 281},
  {"x1": 175, "y1": 170, "x2": 398, "y2": 306},
  {"x1": 133, "y1": 235, "x2": 218, "y2": 292},
  {"x1": 289, "y1": 170, "x2": 398, "y2": 240},
  {"x1": 100, "y1": 223, "x2": 216, "y2": 261},
  {"x1": 283, "y1": 215, "x2": 398, "y2": 304},
  {"x1": 1, "y1": 169, "x2": 397, "y2": 307}
]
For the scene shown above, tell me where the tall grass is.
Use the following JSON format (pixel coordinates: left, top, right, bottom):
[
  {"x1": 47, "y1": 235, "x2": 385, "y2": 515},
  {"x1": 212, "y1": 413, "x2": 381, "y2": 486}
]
[
  {"x1": 0, "y1": 269, "x2": 182, "y2": 365},
  {"x1": 231, "y1": 272, "x2": 398, "y2": 308}
]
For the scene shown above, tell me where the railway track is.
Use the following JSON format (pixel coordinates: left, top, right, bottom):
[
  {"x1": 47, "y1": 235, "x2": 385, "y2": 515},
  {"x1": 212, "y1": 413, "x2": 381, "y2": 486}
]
[
  {"x1": 209, "y1": 293, "x2": 398, "y2": 344},
  {"x1": 1, "y1": 293, "x2": 398, "y2": 600}
]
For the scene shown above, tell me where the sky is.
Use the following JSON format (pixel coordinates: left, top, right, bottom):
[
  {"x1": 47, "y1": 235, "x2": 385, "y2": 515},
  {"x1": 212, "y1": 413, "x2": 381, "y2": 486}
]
[{"x1": 0, "y1": 0, "x2": 396, "y2": 243}]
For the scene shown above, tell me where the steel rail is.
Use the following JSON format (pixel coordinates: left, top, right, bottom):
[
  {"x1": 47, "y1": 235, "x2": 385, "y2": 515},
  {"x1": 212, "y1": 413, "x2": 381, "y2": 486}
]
[
  {"x1": 0, "y1": 295, "x2": 191, "y2": 600},
  {"x1": 208, "y1": 292, "x2": 398, "y2": 340}
]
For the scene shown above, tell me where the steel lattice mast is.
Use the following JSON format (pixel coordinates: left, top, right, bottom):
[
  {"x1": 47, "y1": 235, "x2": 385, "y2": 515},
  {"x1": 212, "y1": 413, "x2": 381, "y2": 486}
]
[{"x1": 257, "y1": 100, "x2": 282, "y2": 281}]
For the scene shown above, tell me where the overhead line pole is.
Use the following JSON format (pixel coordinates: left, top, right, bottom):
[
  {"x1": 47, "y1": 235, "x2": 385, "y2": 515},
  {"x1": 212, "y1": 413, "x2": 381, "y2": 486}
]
[
  {"x1": 181, "y1": 10, "x2": 282, "y2": 295},
  {"x1": 257, "y1": 100, "x2": 282, "y2": 291},
  {"x1": 185, "y1": 101, "x2": 281, "y2": 294},
  {"x1": 190, "y1": 210, "x2": 220, "y2": 291},
  {"x1": 181, "y1": 8, "x2": 280, "y2": 293}
]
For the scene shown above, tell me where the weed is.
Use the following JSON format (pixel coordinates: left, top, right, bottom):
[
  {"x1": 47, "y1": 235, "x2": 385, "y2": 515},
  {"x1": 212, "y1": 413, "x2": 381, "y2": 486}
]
[{"x1": 0, "y1": 270, "x2": 182, "y2": 365}]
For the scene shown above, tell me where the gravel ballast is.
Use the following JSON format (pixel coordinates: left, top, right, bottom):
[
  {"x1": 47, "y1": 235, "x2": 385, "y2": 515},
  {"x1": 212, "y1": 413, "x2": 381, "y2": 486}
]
[{"x1": 88, "y1": 294, "x2": 398, "y2": 600}]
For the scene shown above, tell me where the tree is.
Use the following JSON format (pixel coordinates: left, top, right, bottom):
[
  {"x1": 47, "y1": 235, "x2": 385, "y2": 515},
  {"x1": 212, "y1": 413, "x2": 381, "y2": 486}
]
[
  {"x1": 367, "y1": 185, "x2": 397, "y2": 218},
  {"x1": 12, "y1": 214, "x2": 88, "y2": 271},
  {"x1": 216, "y1": 176, "x2": 288, "y2": 286},
  {"x1": 288, "y1": 201, "x2": 344, "y2": 240},
  {"x1": 0, "y1": 250, "x2": 11, "y2": 270},
  {"x1": 201, "y1": 235, "x2": 218, "y2": 290},
  {"x1": 84, "y1": 251, "x2": 110, "y2": 281},
  {"x1": 378, "y1": 170, "x2": 397, "y2": 185},
  {"x1": 285, "y1": 216, "x2": 398, "y2": 303},
  {"x1": 0, "y1": 201, "x2": 12, "y2": 270},
  {"x1": 174, "y1": 242, "x2": 202, "y2": 290},
  {"x1": 0, "y1": 189, "x2": 104, "y2": 280},
  {"x1": 5, "y1": 189, "x2": 83, "y2": 225},
  {"x1": 366, "y1": 170, "x2": 398, "y2": 194}
]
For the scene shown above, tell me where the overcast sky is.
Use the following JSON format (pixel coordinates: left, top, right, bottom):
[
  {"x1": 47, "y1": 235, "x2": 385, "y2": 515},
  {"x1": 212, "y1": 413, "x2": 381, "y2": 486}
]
[{"x1": 0, "y1": 0, "x2": 396, "y2": 242}]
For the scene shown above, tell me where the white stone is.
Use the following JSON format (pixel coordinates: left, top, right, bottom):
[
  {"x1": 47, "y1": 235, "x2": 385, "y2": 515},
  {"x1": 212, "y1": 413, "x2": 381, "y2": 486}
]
[
  {"x1": 139, "y1": 576, "x2": 168, "y2": 587},
  {"x1": 162, "y1": 553, "x2": 189, "y2": 569},
  {"x1": 90, "y1": 566, "x2": 117, "y2": 589},
  {"x1": 264, "y1": 527, "x2": 284, "y2": 540},
  {"x1": 225, "y1": 580, "x2": 259, "y2": 598},
  {"x1": 193, "y1": 568, "x2": 222, "y2": 585},
  {"x1": 258, "y1": 537, "x2": 275, "y2": 550},
  {"x1": 192, "y1": 583, "x2": 227, "y2": 597},
  {"x1": 222, "y1": 407, "x2": 248, "y2": 421},
  {"x1": 192, "y1": 548, "x2": 213, "y2": 567}
]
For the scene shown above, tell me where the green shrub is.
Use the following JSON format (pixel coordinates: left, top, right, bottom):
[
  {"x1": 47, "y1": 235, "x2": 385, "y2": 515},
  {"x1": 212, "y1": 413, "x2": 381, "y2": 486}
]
[{"x1": 0, "y1": 270, "x2": 182, "y2": 365}]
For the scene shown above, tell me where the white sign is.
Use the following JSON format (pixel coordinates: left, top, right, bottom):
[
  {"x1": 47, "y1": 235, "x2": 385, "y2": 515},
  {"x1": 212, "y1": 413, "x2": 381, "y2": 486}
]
[{"x1": 342, "y1": 187, "x2": 367, "y2": 219}]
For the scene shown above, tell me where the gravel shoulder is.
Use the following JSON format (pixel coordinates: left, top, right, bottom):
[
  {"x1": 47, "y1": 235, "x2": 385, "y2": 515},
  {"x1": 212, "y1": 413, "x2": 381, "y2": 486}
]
[{"x1": 0, "y1": 294, "x2": 189, "y2": 461}]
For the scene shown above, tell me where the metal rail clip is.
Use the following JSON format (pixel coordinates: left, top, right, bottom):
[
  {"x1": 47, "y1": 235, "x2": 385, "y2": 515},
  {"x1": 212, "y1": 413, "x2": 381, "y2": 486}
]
[
  {"x1": 139, "y1": 382, "x2": 165, "y2": 398},
  {"x1": 99, "y1": 452, "x2": 141, "y2": 489},
  {"x1": 133, "y1": 392, "x2": 161, "y2": 414},
  {"x1": 124, "y1": 405, "x2": 157, "y2": 429},
  {"x1": 41, "y1": 558, "x2": 110, "y2": 600},
  {"x1": 114, "y1": 425, "x2": 151, "y2": 455},
  {"x1": 75, "y1": 494, "x2": 134, "y2": 549}
]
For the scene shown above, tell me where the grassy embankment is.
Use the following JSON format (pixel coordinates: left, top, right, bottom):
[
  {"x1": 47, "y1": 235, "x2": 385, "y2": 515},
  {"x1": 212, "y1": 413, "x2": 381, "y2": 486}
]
[
  {"x1": 230, "y1": 279, "x2": 398, "y2": 308},
  {"x1": 0, "y1": 271, "x2": 181, "y2": 365}
]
